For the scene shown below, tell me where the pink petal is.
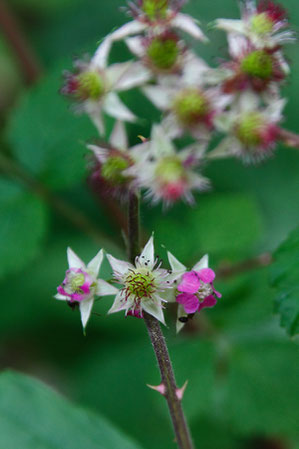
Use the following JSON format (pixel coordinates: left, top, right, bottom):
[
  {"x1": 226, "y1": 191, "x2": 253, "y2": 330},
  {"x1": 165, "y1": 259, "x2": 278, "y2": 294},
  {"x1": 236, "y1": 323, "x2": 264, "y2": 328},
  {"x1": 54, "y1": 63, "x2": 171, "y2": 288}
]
[
  {"x1": 196, "y1": 268, "x2": 215, "y2": 284},
  {"x1": 197, "y1": 295, "x2": 217, "y2": 313},
  {"x1": 177, "y1": 271, "x2": 201, "y2": 294},
  {"x1": 176, "y1": 293, "x2": 199, "y2": 314}
]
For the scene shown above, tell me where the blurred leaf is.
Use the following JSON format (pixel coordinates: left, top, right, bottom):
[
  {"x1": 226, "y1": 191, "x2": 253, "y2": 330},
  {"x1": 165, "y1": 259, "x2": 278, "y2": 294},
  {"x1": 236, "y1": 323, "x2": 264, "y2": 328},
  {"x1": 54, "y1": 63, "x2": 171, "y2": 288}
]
[
  {"x1": 144, "y1": 193, "x2": 263, "y2": 265},
  {"x1": 0, "y1": 371, "x2": 144, "y2": 449},
  {"x1": 0, "y1": 177, "x2": 48, "y2": 279},
  {"x1": 270, "y1": 225, "x2": 299, "y2": 336},
  {"x1": 6, "y1": 61, "x2": 101, "y2": 190}
]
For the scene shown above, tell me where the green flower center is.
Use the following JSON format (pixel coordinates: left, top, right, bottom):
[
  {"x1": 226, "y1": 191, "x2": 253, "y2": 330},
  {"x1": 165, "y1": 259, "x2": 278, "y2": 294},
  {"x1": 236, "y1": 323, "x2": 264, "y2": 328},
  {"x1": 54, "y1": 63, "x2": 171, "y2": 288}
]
[
  {"x1": 147, "y1": 37, "x2": 179, "y2": 70},
  {"x1": 142, "y1": 0, "x2": 168, "y2": 20},
  {"x1": 173, "y1": 89, "x2": 208, "y2": 125},
  {"x1": 125, "y1": 268, "x2": 156, "y2": 299},
  {"x1": 236, "y1": 112, "x2": 264, "y2": 146},
  {"x1": 77, "y1": 71, "x2": 105, "y2": 100},
  {"x1": 155, "y1": 156, "x2": 185, "y2": 183},
  {"x1": 241, "y1": 50, "x2": 273, "y2": 80},
  {"x1": 70, "y1": 273, "x2": 85, "y2": 292},
  {"x1": 251, "y1": 13, "x2": 274, "y2": 34},
  {"x1": 101, "y1": 156, "x2": 129, "y2": 185}
]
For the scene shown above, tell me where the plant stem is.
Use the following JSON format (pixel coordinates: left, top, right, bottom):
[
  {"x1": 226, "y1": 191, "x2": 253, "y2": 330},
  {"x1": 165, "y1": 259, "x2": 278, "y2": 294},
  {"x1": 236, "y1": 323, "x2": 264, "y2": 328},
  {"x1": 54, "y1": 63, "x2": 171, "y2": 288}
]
[{"x1": 127, "y1": 193, "x2": 194, "y2": 449}]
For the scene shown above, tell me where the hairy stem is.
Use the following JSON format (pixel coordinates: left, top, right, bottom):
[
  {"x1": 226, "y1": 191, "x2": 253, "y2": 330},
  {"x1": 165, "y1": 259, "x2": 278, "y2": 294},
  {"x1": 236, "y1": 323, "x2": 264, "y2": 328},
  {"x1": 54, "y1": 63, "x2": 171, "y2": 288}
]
[{"x1": 127, "y1": 193, "x2": 194, "y2": 449}]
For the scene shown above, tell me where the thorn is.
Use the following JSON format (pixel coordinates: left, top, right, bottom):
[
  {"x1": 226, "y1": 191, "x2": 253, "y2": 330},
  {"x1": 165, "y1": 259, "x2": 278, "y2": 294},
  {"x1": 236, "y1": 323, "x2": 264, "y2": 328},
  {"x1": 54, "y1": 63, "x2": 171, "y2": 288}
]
[
  {"x1": 176, "y1": 380, "x2": 188, "y2": 401},
  {"x1": 138, "y1": 135, "x2": 147, "y2": 143},
  {"x1": 147, "y1": 383, "x2": 166, "y2": 396}
]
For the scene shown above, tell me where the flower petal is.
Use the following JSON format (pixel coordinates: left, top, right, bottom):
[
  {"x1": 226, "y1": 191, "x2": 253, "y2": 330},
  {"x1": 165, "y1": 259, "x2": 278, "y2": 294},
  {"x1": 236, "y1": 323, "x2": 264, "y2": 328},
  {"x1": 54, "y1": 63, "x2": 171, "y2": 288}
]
[
  {"x1": 176, "y1": 293, "x2": 199, "y2": 314},
  {"x1": 142, "y1": 86, "x2": 172, "y2": 110},
  {"x1": 106, "y1": 254, "x2": 132, "y2": 276},
  {"x1": 215, "y1": 19, "x2": 246, "y2": 34},
  {"x1": 172, "y1": 13, "x2": 208, "y2": 41},
  {"x1": 87, "y1": 249, "x2": 104, "y2": 276},
  {"x1": 108, "y1": 291, "x2": 129, "y2": 314},
  {"x1": 177, "y1": 271, "x2": 201, "y2": 294},
  {"x1": 167, "y1": 251, "x2": 186, "y2": 273},
  {"x1": 54, "y1": 293, "x2": 68, "y2": 301},
  {"x1": 96, "y1": 279, "x2": 118, "y2": 296},
  {"x1": 142, "y1": 296, "x2": 165, "y2": 325},
  {"x1": 192, "y1": 255, "x2": 209, "y2": 271},
  {"x1": 91, "y1": 36, "x2": 112, "y2": 69},
  {"x1": 103, "y1": 92, "x2": 136, "y2": 122},
  {"x1": 196, "y1": 268, "x2": 215, "y2": 284},
  {"x1": 139, "y1": 235, "x2": 155, "y2": 268},
  {"x1": 197, "y1": 295, "x2": 217, "y2": 313},
  {"x1": 67, "y1": 247, "x2": 85, "y2": 269},
  {"x1": 110, "y1": 20, "x2": 147, "y2": 41},
  {"x1": 79, "y1": 297, "x2": 94, "y2": 331},
  {"x1": 109, "y1": 121, "x2": 128, "y2": 149},
  {"x1": 125, "y1": 36, "x2": 145, "y2": 58},
  {"x1": 115, "y1": 62, "x2": 151, "y2": 91}
]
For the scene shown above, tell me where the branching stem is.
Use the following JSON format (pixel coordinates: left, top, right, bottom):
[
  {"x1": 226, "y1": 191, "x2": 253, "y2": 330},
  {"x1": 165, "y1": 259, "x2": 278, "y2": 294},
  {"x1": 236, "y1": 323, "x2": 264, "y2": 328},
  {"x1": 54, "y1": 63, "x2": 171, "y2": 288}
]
[{"x1": 127, "y1": 192, "x2": 194, "y2": 449}]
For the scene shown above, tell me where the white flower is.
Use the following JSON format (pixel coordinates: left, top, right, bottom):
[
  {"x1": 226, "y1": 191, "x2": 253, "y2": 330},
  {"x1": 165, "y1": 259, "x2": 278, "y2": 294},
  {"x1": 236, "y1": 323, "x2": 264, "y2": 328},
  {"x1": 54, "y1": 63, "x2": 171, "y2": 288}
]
[
  {"x1": 62, "y1": 41, "x2": 151, "y2": 135},
  {"x1": 107, "y1": 236, "x2": 174, "y2": 324},
  {"x1": 210, "y1": 91, "x2": 285, "y2": 163},
  {"x1": 126, "y1": 124, "x2": 210, "y2": 205},
  {"x1": 215, "y1": 0, "x2": 295, "y2": 49},
  {"x1": 142, "y1": 53, "x2": 230, "y2": 140},
  {"x1": 55, "y1": 248, "x2": 117, "y2": 332}
]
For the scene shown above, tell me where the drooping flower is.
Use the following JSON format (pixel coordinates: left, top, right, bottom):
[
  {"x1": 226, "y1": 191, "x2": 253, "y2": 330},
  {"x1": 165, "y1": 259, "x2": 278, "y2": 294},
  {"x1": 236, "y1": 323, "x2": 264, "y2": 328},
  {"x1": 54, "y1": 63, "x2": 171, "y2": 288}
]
[
  {"x1": 61, "y1": 41, "x2": 150, "y2": 134},
  {"x1": 87, "y1": 121, "x2": 137, "y2": 199},
  {"x1": 211, "y1": 91, "x2": 285, "y2": 163},
  {"x1": 166, "y1": 252, "x2": 221, "y2": 332},
  {"x1": 107, "y1": 236, "x2": 175, "y2": 324},
  {"x1": 126, "y1": 125, "x2": 210, "y2": 205},
  {"x1": 142, "y1": 53, "x2": 230, "y2": 139},
  {"x1": 215, "y1": 0, "x2": 295, "y2": 49},
  {"x1": 105, "y1": 0, "x2": 207, "y2": 44},
  {"x1": 55, "y1": 248, "x2": 118, "y2": 331}
]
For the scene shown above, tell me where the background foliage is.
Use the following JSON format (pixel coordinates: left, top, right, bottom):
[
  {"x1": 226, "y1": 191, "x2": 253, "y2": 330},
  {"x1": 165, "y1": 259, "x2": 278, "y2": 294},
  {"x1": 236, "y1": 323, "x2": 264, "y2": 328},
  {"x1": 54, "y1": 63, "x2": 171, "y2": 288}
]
[{"x1": 0, "y1": 1, "x2": 298, "y2": 448}]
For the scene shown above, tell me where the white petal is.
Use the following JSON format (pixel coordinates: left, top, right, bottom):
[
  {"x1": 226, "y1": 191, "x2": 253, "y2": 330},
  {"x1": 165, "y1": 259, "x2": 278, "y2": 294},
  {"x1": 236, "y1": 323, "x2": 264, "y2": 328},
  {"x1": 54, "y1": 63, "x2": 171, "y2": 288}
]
[
  {"x1": 265, "y1": 98, "x2": 286, "y2": 122},
  {"x1": 87, "y1": 249, "x2": 104, "y2": 277},
  {"x1": 96, "y1": 279, "x2": 118, "y2": 296},
  {"x1": 142, "y1": 296, "x2": 165, "y2": 325},
  {"x1": 108, "y1": 291, "x2": 129, "y2": 314},
  {"x1": 115, "y1": 62, "x2": 151, "y2": 91},
  {"x1": 193, "y1": 254, "x2": 209, "y2": 271},
  {"x1": 125, "y1": 36, "x2": 145, "y2": 59},
  {"x1": 103, "y1": 92, "x2": 136, "y2": 122},
  {"x1": 109, "y1": 121, "x2": 128, "y2": 149},
  {"x1": 87, "y1": 144, "x2": 108, "y2": 162},
  {"x1": 151, "y1": 124, "x2": 176, "y2": 156},
  {"x1": 227, "y1": 33, "x2": 249, "y2": 59},
  {"x1": 172, "y1": 13, "x2": 208, "y2": 41},
  {"x1": 110, "y1": 20, "x2": 147, "y2": 41},
  {"x1": 159, "y1": 287, "x2": 177, "y2": 303},
  {"x1": 91, "y1": 36, "x2": 112, "y2": 69},
  {"x1": 67, "y1": 247, "x2": 85, "y2": 269},
  {"x1": 106, "y1": 254, "x2": 132, "y2": 276},
  {"x1": 215, "y1": 19, "x2": 246, "y2": 34},
  {"x1": 142, "y1": 86, "x2": 172, "y2": 110},
  {"x1": 167, "y1": 251, "x2": 186, "y2": 273},
  {"x1": 207, "y1": 137, "x2": 237, "y2": 159},
  {"x1": 176, "y1": 304, "x2": 187, "y2": 334},
  {"x1": 238, "y1": 90, "x2": 260, "y2": 112},
  {"x1": 139, "y1": 235, "x2": 155, "y2": 268},
  {"x1": 80, "y1": 298, "x2": 94, "y2": 331},
  {"x1": 54, "y1": 293, "x2": 68, "y2": 301},
  {"x1": 182, "y1": 54, "x2": 209, "y2": 85},
  {"x1": 106, "y1": 62, "x2": 133, "y2": 88},
  {"x1": 85, "y1": 103, "x2": 105, "y2": 135}
]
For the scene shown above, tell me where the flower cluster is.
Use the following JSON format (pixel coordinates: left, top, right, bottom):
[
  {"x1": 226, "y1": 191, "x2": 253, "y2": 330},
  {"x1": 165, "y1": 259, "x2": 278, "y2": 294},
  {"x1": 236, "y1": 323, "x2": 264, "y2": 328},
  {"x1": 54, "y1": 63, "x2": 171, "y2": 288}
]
[
  {"x1": 61, "y1": 0, "x2": 294, "y2": 205},
  {"x1": 55, "y1": 237, "x2": 221, "y2": 333}
]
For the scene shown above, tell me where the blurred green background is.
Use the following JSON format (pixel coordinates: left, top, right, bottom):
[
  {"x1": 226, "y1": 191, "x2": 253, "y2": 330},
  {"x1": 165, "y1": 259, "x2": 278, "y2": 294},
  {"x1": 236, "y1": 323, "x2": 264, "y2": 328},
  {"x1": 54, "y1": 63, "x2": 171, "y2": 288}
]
[{"x1": 0, "y1": 0, "x2": 299, "y2": 448}]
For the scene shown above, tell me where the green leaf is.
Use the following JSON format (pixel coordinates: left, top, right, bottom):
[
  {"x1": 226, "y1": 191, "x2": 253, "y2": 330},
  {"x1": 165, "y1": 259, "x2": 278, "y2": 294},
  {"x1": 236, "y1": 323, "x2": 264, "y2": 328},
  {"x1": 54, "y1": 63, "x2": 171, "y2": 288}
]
[
  {"x1": 6, "y1": 61, "x2": 99, "y2": 190},
  {"x1": 0, "y1": 371, "x2": 144, "y2": 449},
  {"x1": 0, "y1": 177, "x2": 48, "y2": 279},
  {"x1": 270, "y1": 225, "x2": 299, "y2": 336}
]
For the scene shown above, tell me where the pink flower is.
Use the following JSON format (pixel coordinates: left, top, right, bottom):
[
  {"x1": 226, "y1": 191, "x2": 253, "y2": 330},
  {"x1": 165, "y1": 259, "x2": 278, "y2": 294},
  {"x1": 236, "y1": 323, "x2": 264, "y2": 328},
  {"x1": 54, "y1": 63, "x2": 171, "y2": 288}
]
[{"x1": 176, "y1": 269, "x2": 221, "y2": 315}]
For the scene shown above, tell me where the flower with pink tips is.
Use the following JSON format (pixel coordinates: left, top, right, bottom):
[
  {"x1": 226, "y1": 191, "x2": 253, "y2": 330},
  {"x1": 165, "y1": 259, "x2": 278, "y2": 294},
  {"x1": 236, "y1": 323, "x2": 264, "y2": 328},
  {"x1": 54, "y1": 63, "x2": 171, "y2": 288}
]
[
  {"x1": 165, "y1": 252, "x2": 221, "y2": 333},
  {"x1": 55, "y1": 248, "x2": 118, "y2": 332}
]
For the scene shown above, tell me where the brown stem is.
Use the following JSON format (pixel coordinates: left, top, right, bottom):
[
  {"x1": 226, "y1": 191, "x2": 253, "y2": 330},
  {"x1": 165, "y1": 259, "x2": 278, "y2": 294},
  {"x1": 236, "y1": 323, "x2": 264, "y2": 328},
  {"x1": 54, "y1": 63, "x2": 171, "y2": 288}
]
[
  {"x1": 217, "y1": 252, "x2": 272, "y2": 279},
  {"x1": 0, "y1": 0, "x2": 42, "y2": 85},
  {"x1": 278, "y1": 128, "x2": 299, "y2": 149},
  {"x1": 0, "y1": 152, "x2": 115, "y2": 247},
  {"x1": 127, "y1": 193, "x2": 194, "y2": 449}
]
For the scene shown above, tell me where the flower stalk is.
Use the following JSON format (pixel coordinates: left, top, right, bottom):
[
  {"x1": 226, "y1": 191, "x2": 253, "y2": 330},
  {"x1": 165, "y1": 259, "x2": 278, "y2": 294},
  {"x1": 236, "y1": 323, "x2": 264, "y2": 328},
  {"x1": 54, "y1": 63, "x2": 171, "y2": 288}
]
[{"x1": 127, "y1": 193, "x2": 194, "y2": 449}]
